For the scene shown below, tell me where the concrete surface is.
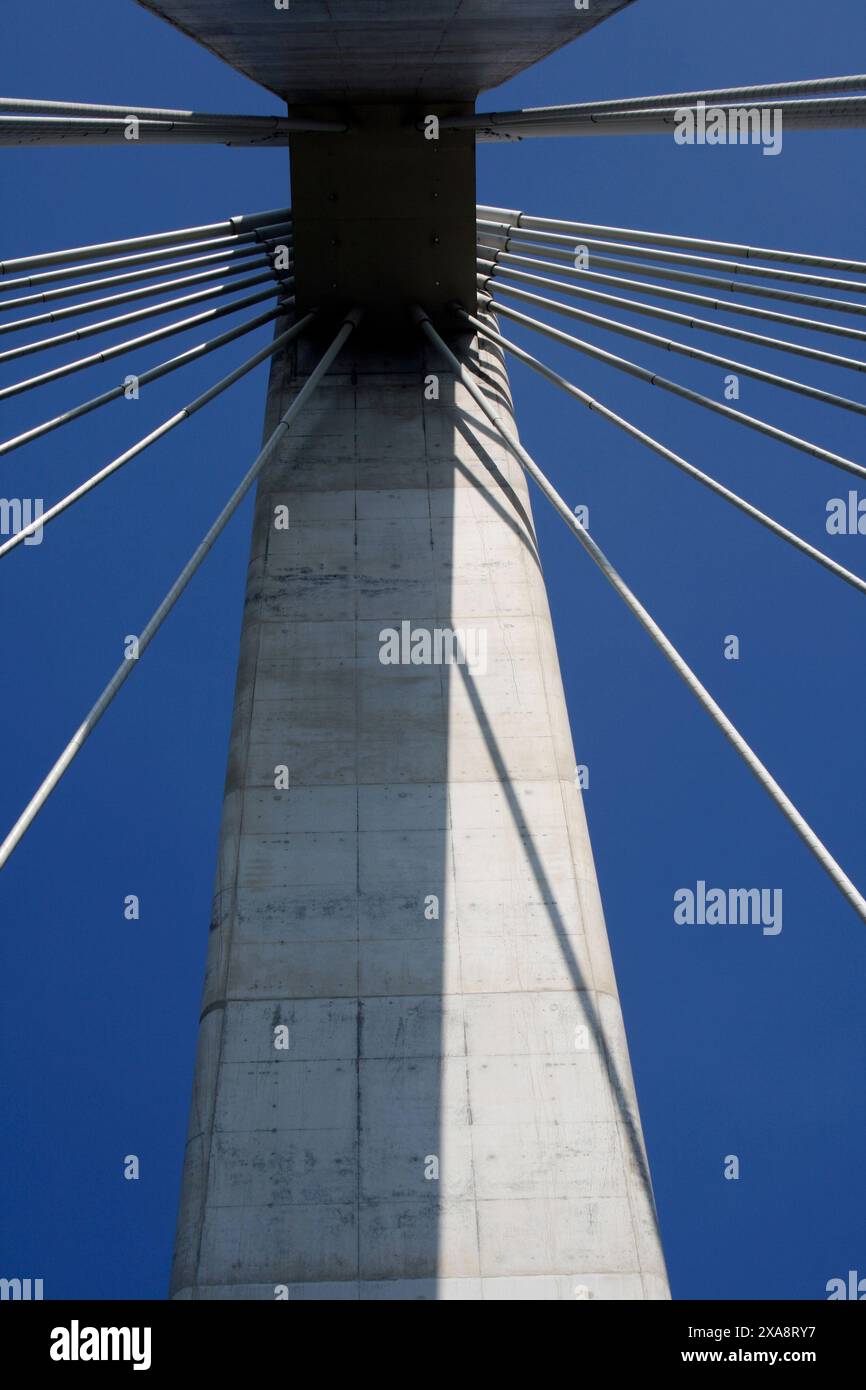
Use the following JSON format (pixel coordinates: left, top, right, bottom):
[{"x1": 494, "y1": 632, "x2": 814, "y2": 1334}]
[
  {"x1": 136, "y1": 1, "x2": 636, "y2": 102},
  {"x1": 170, "y1": 318, "x2": 670, "y2": 1299},
  {"x1": 289, "y1": 105, "x2": 477, "y2": 321}
]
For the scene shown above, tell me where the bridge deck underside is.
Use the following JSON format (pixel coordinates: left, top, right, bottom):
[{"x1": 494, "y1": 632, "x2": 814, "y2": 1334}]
[{"x1": 135, "y1": 1, "x2": 635, "y2": 102}]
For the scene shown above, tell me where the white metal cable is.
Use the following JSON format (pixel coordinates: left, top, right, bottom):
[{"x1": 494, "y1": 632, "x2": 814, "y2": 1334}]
[
  {"x1": 0, "y1": 313, "x2": 315, "y2": 556},
  {"x1": 447, "y1": 75, "x2": 866, "y2": 125},
  {"x1": 0, "y1": 96, "x2": 334, "y2": 126},
  {"x1": 0, "y1": 243, "x2": 275, "y2": 313},
  {"x1": 0, "y1": 302, "x2": 289, "y2": 457},
  {"x1": 473, "y1": 254, "x2": 866, "y2": 421},
  {"x1": 0, "y1": 222, "x2": 292, "y2": 294},
  {"x1": 0, "y1": 268, "x2": 280, "y2": 365},
  {"x1": 457, "y1": 305, "x2": 866, "y2": 595},
  {"x1": 0, "y1": 208, "x2": 291, "y2": 276},
  {"x1": 0, "y1": 308, "x2": 362, "y2": 870},
  {"x1": 415, "y1": 305, "x2": 866, "y2": 928},
  {"x1": 487, "y1": 243, "x2": 866, "y2": 320},
  {"x1": 482, "y1": 295, "x2": 866, "y2": 482},
  {"x1": 476, "y1": 217, "x2": 866, "y2": 294},
  {"x1": 477, "y1": 207, "x2": 866, "y2": 274},
  {"x1": 484, "y1": 252, "x2": 866, "y2": 345},
  {"x1": 0, "y1": 255, "x2": 277, "y2": 336},
  {"x1": 468, "y1": 96, "x2": 866, "y2": 140},
  {"x1": 0, "y1": 284, "x2": 285, "y2": 400},
  {"x1": 0, "y1": 115, "x2": 297, "y2": 148},
  {"x1": 478, "y1": 262, "x2": 866, "y2": 375}
]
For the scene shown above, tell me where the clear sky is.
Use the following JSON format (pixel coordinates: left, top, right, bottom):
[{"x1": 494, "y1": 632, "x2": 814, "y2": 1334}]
[{"x1": 1, "y1": 0, "x2": 864, "y2": 1300}]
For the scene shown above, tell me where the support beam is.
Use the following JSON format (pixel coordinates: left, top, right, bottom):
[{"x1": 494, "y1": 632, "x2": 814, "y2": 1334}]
[
  {"x1": 448, "y1": 73, "x2": 866, "y2": 126},
  {"x1": 148, "y1": 0, "x2": 672, "y2": 1304},
  {"x1": 290, "y1": 105, "x2": 476, "y2": 323},
  {"x1": 454, "y1": 95, "x2": 866, "y2": 140},
  {"x1": 0, "y1": 114, "x2": 316, "y2": 147},
  {"x1": 0, "y1": 95, "x2": 342, "y2": 127}
]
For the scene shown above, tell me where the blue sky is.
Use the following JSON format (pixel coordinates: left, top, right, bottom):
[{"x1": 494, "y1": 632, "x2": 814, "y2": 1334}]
[{"x1": 1, "y1": 0, "x2": 864, "y2": 1300}]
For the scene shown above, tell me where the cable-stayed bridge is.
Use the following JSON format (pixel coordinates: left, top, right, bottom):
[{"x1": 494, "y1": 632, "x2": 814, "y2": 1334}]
[{"x1": 2, "y1": 1, "x2": 865, "y2": 1301}]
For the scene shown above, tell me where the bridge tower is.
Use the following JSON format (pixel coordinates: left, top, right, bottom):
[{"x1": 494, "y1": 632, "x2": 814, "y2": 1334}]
[{"x1": 145, "y1": 1, "x2": 669, "y2": 1300}]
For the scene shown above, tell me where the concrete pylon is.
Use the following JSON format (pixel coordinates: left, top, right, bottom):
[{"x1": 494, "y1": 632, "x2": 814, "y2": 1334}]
[
  {"x1": 141, "y1": 0, "x2": 667, "y2": 1302},
  {"x1": 170, "y1": 317, "x2": 669, "y2": 1299}
]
